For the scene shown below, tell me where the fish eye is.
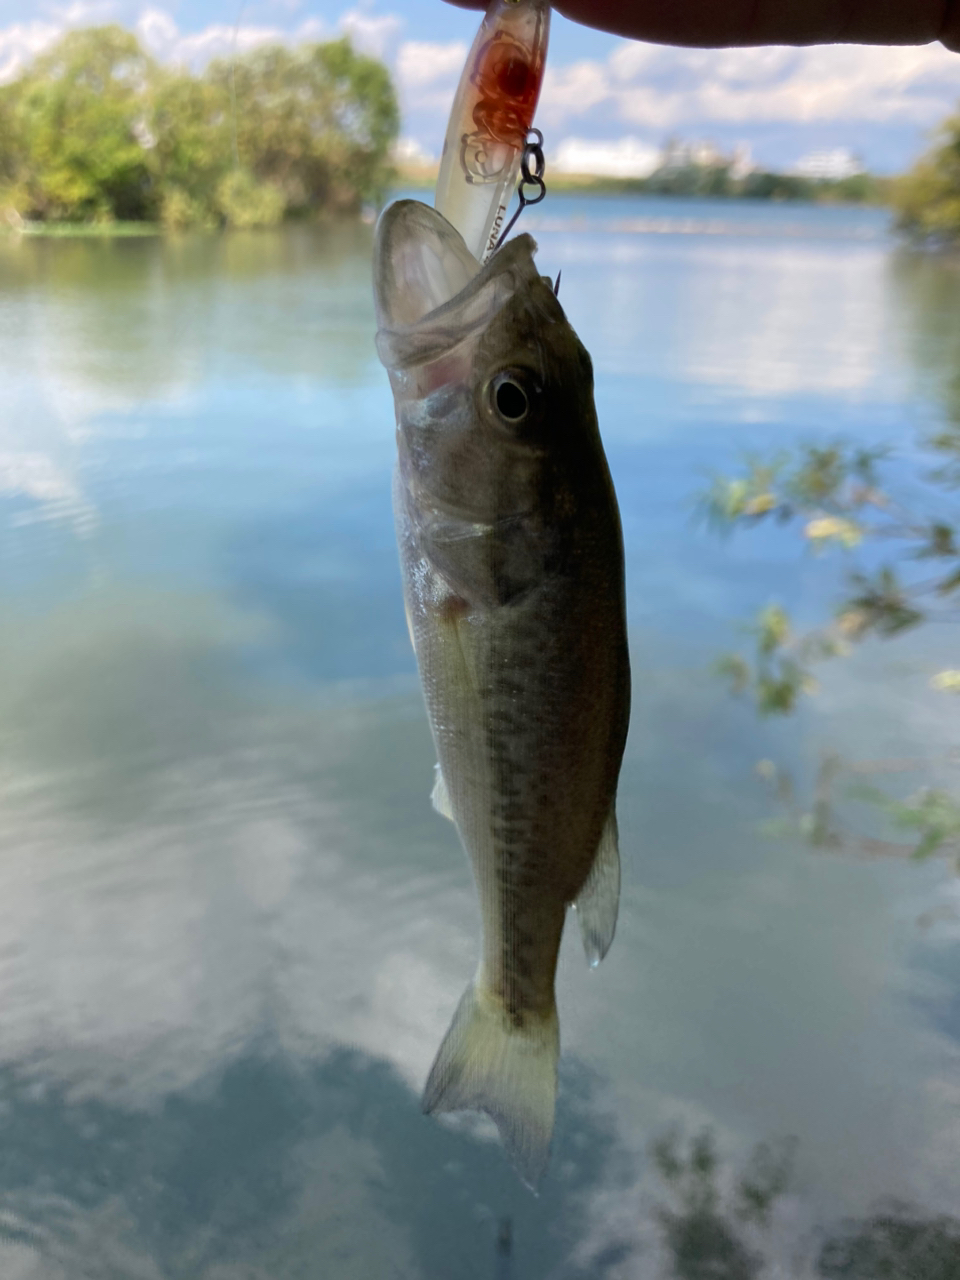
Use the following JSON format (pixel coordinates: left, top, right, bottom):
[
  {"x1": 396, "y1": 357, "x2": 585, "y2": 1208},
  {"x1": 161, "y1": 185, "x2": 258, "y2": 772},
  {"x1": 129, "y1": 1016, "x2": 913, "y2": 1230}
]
[
  {"x1": 489, "y1": 371, "x2": 537, "y2": 426},
  {"x1": 496, "y1": 379, "x2": 528, "y2": 420}
]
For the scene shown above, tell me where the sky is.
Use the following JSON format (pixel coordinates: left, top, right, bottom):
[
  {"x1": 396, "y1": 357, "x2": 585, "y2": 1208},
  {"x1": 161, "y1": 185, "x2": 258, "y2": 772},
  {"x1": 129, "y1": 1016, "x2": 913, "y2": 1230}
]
[{"x1": 0, "y1": 0, "x2": 958, "y2": 173}]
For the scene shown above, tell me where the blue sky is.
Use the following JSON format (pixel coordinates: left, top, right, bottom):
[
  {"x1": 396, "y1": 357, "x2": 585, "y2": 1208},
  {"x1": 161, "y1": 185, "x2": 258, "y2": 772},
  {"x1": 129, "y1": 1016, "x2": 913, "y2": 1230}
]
[{"x1": 0, "y1": 1, "x2": 958, "y2": 172}]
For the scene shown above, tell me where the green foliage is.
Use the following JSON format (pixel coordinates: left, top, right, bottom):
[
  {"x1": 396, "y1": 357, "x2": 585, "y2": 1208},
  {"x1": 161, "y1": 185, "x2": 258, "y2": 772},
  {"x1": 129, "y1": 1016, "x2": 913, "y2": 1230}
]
[
  {"x1": 636, "y1": 165, "x2": 887, "y2": 204},
  {"x1": 160, "y1": 185, "x2": 215, "y2": 232},
  {"x1": 644, "y1": 163, "x2": 734, "y2": 199},
  {"x1": 0, "y1": 25, "x2": 399, "y2": 227},
  {"x1": 148, "y1": 70, "x2": 231, "y2": 224},
  {"x1": 893, "y1": 110, "x2": 960, "y2": 246},
  {"x1": 203, "y1": 39, "x2": 398, "y2": 215},
  {"x1": 543, "y1": 167, "x2": 889, "y2": 203},
  {"x1": 2, "y1": 26, "x2": 157, "y2": 222},
  {"x1": 704, "y1": 415, "x2": 960, "y2": 868},
  {"x1": 701, "y1": 440, "x2": 958, "y2": 716},
  {"x1": 214, "y1": 169, "x2": 285, "y2": 228},
  {"x1": 846, "y1": 782, "x2": 960, "y2": 861},
  {"x1": 756, "y1": 753, "x2": 960, "y2": 873}
]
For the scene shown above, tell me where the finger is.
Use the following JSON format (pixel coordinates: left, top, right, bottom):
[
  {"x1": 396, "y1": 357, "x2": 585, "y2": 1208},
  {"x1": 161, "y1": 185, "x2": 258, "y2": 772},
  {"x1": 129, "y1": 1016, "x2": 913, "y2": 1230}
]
[
  {"x1": 551, "y1": 0, "x2": 955, "y2": 47},
  {"x1": 442, "y1": 0, "x2": 960, "y2": 50}
]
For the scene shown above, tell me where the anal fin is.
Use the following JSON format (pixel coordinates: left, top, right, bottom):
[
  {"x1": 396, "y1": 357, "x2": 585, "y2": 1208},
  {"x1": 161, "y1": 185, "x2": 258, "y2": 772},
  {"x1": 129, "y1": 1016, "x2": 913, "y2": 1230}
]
[
  {"x1": 431, "y1": 764, "x2": 455, "y2": 822},
  {"x1": 574, "y1": 808, "x2": 621, "y2": 967}
]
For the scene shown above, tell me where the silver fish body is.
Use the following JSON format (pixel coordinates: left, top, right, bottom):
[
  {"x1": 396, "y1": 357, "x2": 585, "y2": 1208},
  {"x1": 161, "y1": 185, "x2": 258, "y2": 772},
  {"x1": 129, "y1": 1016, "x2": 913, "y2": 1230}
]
[{"x1": 374, "y1": 201, "x2": 630, "y2": 1184}]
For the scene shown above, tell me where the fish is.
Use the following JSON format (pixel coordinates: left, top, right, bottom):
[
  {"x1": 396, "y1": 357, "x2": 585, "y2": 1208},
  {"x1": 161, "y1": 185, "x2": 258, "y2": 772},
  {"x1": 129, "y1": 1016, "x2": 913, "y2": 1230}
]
[{"x1": 373, "y1": 199, "x2": 630, "y2": 1186}]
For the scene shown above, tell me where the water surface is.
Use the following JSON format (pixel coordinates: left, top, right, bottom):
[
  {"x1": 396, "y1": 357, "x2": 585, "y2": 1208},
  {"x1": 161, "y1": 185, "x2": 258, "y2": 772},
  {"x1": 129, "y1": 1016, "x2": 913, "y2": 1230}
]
[{"x1": 1, "y1": 196, "x2": 958, "y2": 1278}]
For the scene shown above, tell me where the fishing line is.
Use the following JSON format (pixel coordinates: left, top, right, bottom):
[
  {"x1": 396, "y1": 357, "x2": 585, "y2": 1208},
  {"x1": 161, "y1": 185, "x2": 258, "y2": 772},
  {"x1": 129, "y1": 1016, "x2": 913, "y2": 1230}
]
[{"x1": 229, "y1": 1, "x2": 247, "y2": 168}]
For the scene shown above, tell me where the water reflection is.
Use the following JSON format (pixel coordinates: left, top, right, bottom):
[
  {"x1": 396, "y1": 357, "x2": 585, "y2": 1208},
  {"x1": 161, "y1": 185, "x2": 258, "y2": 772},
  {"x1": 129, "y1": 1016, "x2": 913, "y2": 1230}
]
[
  {"x1": 647, "y1": 1129, "x2": 960, "y2": 1280},
  {"x1": 0, "y1": 1051, "x2": 623, "y2": 1279},
  {"x1": 2, "y1": 198, "x2": 960, "y2": 1272},
  {"x1": 536, "y1": 201, "x2": 898, "y2": 403},
  {"x1": 890, "y1": 250, "x2": 960, "y2": 427}
]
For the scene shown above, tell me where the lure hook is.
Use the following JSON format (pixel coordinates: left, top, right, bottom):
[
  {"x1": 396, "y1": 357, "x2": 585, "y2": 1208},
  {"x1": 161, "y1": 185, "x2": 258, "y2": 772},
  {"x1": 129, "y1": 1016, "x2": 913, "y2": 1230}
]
[{"x1": 494, "y1": 128, "x2": 546, "y2": 251}]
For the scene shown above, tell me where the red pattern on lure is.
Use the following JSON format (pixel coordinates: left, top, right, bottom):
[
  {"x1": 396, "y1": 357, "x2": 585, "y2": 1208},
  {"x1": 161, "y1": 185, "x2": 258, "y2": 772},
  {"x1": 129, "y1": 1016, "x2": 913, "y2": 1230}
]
[
  {"x1": 460, "y1": 32, "x2": 546, "y2": 185},
  {"x1": 469, "y1": 33, "x2": 545, "y2": 151}
]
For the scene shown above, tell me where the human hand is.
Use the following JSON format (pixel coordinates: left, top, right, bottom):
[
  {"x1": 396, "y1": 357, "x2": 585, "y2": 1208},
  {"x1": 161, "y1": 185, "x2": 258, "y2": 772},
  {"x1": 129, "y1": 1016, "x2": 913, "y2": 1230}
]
[{"x1": 442, "y1": 0, "x2": 960, "y2": 52}]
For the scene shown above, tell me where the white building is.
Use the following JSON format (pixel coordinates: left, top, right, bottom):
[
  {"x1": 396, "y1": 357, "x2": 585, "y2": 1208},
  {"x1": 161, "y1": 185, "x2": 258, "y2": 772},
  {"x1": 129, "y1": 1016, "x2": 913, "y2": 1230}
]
[
  {"x1": 729, "y1": 143, "x2": 755, "y2": 181},
  {"x1": 790, "y1": 148, "x2": 864, "y2": 181},
  {"x1": 659, "y1": 137, "x2": 727, "y2": 171}
]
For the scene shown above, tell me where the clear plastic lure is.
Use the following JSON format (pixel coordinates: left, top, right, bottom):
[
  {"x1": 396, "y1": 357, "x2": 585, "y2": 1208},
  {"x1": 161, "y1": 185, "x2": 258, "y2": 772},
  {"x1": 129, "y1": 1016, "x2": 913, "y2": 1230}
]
[{"x1": 434, "y1": 0, "x2": 550, "y2": 263}]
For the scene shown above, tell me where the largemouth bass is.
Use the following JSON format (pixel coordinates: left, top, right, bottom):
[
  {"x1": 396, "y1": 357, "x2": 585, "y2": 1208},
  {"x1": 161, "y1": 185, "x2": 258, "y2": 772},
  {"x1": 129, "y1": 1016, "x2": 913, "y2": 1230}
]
[{"x1": 374, "y1": 200, "x2": 630, "y2": 1185}]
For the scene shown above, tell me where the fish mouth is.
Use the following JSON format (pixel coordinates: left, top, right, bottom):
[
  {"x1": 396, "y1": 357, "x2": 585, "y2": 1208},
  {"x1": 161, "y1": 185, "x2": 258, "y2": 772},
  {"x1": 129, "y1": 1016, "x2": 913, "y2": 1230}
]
[
  {"x1": 373, "y1": 200, "x2": 542, "y2": 372},
  {"x1": 373, "y1": 200, "x2": 481, "y2": 330}
]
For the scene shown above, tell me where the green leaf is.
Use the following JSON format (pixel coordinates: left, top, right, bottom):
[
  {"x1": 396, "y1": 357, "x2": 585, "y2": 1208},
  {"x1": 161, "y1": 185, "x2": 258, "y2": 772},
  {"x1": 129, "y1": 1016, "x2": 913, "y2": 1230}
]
[{"x1": 912, "y1": 829, "x2": 947, "y2": 860}]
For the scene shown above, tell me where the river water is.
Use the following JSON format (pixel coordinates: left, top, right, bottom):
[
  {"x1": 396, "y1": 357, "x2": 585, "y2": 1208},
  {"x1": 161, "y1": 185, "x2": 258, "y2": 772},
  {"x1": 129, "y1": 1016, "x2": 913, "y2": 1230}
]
[{"x1": 0, "y1": 196, "x2": 958, "y2": 1277}]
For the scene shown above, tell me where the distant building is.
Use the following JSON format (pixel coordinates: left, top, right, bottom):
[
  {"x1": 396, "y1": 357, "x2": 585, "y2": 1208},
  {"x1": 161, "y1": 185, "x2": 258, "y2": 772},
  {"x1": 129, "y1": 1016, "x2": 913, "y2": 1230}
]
[
  {"x1": 729, "y1": 143, "x2": 755, "y2": 181},
  {"x1": 790, "y1": 148, "x2": 864, "y2": 181},
  {"x1": 659, "y1": 137, "x2": 727, "y2": 171}
]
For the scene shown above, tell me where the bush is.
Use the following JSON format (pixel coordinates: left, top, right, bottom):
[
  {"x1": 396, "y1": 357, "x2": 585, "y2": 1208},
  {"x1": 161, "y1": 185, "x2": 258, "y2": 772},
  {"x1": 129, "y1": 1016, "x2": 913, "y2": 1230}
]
[
  {"x1": 214, "y1": 169, "x2": 285, "y2": 229},
  {"x1": 893, "y1": 112, "x2": 960, "y2": 246},
  {"x1": 160, "y1": 185, "x2": 215, "y2": 231}
]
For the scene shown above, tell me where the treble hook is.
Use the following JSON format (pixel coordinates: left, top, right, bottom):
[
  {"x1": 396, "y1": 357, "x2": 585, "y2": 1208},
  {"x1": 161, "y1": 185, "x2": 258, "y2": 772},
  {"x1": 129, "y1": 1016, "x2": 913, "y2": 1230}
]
[{"x1": 493, "y1": 128, "x2": 547, "y2": 252}]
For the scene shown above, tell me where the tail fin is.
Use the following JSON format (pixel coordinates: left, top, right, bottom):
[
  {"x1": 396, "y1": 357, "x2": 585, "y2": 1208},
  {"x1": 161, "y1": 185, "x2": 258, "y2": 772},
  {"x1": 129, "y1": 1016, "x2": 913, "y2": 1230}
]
[{"x1": 422, "y1": 978, "x2": 559, "y2": 1188}]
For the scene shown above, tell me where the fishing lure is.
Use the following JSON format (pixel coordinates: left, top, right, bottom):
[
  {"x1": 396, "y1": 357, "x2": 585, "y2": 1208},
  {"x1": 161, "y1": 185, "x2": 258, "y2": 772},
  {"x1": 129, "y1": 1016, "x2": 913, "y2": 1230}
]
[{"x1": 433, "y1": 0, "x2": 550, "y2": 261}]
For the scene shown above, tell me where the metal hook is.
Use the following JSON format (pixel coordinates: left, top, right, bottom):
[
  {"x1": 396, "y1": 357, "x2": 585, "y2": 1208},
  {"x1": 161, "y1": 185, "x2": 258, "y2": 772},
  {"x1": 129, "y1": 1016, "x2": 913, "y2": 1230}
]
[{"x1": 493, "y1": 128, "x2": 547, "y2": 252}]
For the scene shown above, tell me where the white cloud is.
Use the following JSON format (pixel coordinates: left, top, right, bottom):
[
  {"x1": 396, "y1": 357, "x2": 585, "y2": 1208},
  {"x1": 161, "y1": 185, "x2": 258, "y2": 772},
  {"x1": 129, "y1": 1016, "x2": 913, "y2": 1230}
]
[
  {"x1": 0, "y1": 20, "x2": 66, "y2": 82},
  {"x1": 52, "y1": 0, "x2": 118, "y2": 23},
  {"x1": 0, "y1": 451, "x2": 95, "y2": 531},
  {"x1": 339, "y1": 7, "x2": 403, "y2": 60},
  {"x1": 541, "y1": 39, "x2": 960, "y2": 132},
  {"x1": 393, "y1": 36, "x2": 467, "y2": 124},
  {"x1": 395, "y1": 38, "x2": 466, "y2": 90},
  {"x1": 553, "y1": 135, "x2": 660, "y2": 178},
  {"x1": 136, "y1": 8, "x2": 291, "y2": 68},
  {"x1": 0, "y1": 7, "x2": 401, "y2": 81},
  {"x1": 392, "y1": 135, "x2": 435, "y2": 164}
]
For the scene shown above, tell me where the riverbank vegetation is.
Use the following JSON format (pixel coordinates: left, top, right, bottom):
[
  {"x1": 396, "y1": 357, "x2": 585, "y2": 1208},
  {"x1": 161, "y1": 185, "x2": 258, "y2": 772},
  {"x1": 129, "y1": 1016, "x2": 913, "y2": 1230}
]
[
  {"x1": 0, "y1": 25, "x2": 398, "y2": 230},
  {"x1": 612, "y1": 165, "x2": 887, "y2": 203},
  {"x1": 396, "y1": 159, "x2": 890, "y2": 204},
  {"x1": 893, "y1": 109, "x2": 960, "y2": 246}
]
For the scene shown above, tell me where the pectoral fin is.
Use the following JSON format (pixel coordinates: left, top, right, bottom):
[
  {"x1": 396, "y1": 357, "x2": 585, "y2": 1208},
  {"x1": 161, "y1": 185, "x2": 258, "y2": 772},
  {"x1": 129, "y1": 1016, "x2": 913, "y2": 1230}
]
[
  {"x1": 574, "y1": 808, "x2": 621, "y2": 967},
  {"x1": 430, "y1": 764, "x2": 455, "y2": 822}
]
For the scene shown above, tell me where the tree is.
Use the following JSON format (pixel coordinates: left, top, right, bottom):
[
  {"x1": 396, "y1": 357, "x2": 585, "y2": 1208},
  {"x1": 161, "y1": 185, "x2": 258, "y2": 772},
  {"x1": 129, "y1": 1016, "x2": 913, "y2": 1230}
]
[
  {"x1": 6, "y1": 26, "x2": 157, "y2": 222},
  {"x1": 202, "y1": 38, "x2": 398, "y2": 217},
  {"x1": 147, "y1": 69, "x2": 229, "y2": 228},
  {"x1": 0, "y1": 26, "x2": 400, "y2": 227},
  {"x1": 893, "y1": 109, "x2": 960, "y2": 246}
]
